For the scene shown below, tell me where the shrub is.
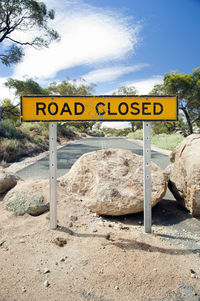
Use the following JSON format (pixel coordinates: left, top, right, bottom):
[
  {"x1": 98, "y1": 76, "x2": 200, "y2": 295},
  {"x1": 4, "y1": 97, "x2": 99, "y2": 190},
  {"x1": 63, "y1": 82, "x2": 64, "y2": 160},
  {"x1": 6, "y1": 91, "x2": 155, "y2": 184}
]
[
  {"x1": 57, "y1": 124, "x2": 77, "y2": 139},
  {"x1": 128, "y1": 129, "x2": 143, "y2": 140},
  {"x1": 151, "y1": 133, "x2": 184, "y2": 150},
  {"x1": 21, "y1": 122, "x2": 49, "y2": 138},
  {"x1": 0, "y1": 139, "x2": 22, "y2": 161},
  {"x1": 1, "y1": 119, "x2": 21, "y2": 138}
]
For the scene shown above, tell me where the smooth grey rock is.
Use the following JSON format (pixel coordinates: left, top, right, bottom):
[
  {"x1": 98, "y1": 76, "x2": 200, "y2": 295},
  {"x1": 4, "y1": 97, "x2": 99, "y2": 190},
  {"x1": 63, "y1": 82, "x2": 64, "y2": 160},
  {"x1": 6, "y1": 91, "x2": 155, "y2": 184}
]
[{"x1": 3, "y1": 179, "x2": 49, "y2": 216}]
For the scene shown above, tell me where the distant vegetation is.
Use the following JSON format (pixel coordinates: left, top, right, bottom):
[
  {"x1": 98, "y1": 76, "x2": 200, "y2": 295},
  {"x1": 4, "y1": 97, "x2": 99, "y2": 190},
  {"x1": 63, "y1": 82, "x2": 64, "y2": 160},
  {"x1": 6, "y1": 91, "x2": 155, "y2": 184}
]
[
  {"x1": 0, "y1": 1, "x2": 199, "y2": 162},
  {"x1": 1, "y1": 67, "x2": 200, "y2": 163},
  {"x1": 0, "y1": 79, "x2": 96, "y2": 163},
  {"x1": 128, "y1": 130, "x2": 184, "y2": 150}
]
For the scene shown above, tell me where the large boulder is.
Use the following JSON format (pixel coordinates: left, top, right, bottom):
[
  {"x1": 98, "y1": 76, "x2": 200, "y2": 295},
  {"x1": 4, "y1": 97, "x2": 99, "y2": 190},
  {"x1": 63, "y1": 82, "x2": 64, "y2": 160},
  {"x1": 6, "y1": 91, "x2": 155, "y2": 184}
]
[
  {"x1": 59, "y1": 149, "x2": 167, "y2": 216},
  {"x1": 168, "y1": 134, "x2": 200, "y2": 216},
  {"x1": 0, "y1": 168, "x2": 19, "y2": 194},
  {"x1": 3, "y1": 179, "x2": 49, "y2": 216}
]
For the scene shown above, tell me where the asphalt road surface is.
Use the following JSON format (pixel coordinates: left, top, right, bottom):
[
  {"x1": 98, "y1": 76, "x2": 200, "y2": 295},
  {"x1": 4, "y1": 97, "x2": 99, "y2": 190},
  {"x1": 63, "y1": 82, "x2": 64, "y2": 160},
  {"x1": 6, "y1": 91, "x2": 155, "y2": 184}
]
[
  {"x1": 17, "y1": 137, "x2": 169, "y2": 180},
  {"x1": 17, "y1": 137, "x2": 200, "y2": 252}
]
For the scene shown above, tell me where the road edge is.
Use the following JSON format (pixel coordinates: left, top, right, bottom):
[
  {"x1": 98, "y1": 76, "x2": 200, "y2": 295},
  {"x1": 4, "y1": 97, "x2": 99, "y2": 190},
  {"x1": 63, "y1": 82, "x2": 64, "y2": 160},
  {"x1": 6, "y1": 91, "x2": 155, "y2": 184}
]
[{"x1": 126, "y1": 138, "x2": 171, "y2": 156}]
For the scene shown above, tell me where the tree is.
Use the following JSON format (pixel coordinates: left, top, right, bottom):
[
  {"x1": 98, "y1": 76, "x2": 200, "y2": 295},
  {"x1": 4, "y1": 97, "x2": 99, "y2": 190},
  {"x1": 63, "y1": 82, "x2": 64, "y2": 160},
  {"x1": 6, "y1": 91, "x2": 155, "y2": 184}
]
[
  {"x1": 112, "y1": 86, "x2": 137, "y2": 96},
  {"x1": 48, "y1": 79, "x2": 95, "y2": 131},
  {"x1": 0, "y1": 0, "x2": 60, "y2": 65},
  {"x1": 0, "y1": 99, "x2": 20, "y2": 122},
  {"x1": 5, "y1": 78, "x2": 49, "y2": 96},
  {"x1": 48, "y1": 79, "x2": 95, "y2": 96},
  {"x1": 150, "y1": 68, "x2": 200, "y2": 135},
  {"x1": 112, "y1": 86, "x2": 142, "y2": 131},
  {"x1": 0, "y1": 78, "x2": 49, "y2": 131}
]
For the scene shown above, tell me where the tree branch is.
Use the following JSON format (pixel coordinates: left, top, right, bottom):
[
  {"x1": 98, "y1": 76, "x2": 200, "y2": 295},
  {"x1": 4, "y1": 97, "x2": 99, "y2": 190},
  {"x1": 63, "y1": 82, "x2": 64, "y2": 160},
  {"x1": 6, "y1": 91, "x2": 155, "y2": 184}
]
[{"x1": 6, "y1": 36, "x2": 35, "y2": 46}]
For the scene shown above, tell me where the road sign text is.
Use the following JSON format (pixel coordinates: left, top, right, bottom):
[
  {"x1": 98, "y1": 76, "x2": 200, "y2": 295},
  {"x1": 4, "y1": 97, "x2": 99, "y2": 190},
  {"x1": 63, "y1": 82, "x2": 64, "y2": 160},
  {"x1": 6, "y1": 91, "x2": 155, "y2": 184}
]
[{"x1": 21, "y1": 95, "x2": 178, "y2": 122}]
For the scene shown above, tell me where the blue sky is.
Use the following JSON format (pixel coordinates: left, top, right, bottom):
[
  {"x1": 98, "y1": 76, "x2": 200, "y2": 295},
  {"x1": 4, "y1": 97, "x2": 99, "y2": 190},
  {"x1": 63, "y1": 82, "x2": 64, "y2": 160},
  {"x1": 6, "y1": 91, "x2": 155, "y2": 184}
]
[{"x1": 0, "y1": 0, "x2": 200, "y2": 127}]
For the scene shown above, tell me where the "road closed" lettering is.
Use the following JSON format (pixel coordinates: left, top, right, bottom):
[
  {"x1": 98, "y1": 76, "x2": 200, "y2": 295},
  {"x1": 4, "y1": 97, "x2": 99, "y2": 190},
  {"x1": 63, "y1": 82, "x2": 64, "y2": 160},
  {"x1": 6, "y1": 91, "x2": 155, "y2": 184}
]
[
  {"x1": 95, "y1": 102, "x2": 163, "y2": 116},
  {"x1": 21, "y1": 95, "x2": 177, "y2": 121},
  {"x1": 36, "y1": 101, "x2": 163, "y2": 117}
]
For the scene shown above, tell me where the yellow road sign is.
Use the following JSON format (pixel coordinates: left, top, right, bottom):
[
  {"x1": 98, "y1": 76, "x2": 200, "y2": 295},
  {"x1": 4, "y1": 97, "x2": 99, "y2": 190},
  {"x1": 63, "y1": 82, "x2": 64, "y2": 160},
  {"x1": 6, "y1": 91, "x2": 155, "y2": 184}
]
[{"x1": 20, "y1": 95, "x2": 178, "y2": 122}]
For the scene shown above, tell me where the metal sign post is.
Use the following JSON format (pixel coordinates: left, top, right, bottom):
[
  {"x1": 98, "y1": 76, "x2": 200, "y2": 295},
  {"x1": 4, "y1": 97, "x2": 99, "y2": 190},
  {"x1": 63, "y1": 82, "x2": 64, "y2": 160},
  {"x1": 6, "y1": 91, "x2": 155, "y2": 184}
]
[
  {"x1": 49, "y1": 123, "x2": 57, "y2": 230},
  {"x1": 143, "y1": 122, "x2": 152, "y2": 233}
]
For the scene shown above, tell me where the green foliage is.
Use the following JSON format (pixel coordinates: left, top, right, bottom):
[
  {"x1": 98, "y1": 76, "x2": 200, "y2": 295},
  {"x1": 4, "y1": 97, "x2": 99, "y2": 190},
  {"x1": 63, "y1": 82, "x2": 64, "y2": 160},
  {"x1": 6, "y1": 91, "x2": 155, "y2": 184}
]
[
  {"x1": 112, "y1": 85, "x2": 142, "y2": 132},
  {"x1": 102, "y1": 127, "x2": 131, "y2": 137},
  {"x1": 21, "y1": 122, "x2": 49, "y2": 139},
  {"x1": 0, "y1": 99, "x2": 20, "y2": 122},
  {"x1": 112, "y1": 86, "x2": 137, "y2": 95},
  {"x1": 5, "y1": 78, "x2": 49, "y2": 96},
  {"x1": 151, "y1": 133, "x2": 184, "y2": 150},
  {"x1": 57, "y1": 124, "x2": 77, "y2": 139},
  {"x1": 128, "y1": 130, "x2": 184, "y2": 150},
  {"x1": 0, "y1": 138, "x2": 22, "y2": 161},
  {"x1": 1, "y1": 45, "x2": 23, "y2": 66},
  {"x1": 128, "y1": 129, "x2": 143, "y2": 140},
  {"x1": 47, "y1": 79, "x2": 94, "y2": 96},
  {"x1": 0, "y1": 0, "x2": 60, "y2": 65},
  {"x1": 1, "y1": 119, "x2": 22, "y2": 138},
  {"x1": 150, "y1": 68, "x2": 200, "y2": 135},
  {"x1": 32, "y1": 136, "x2": 43, "y2": 144},
  {"x1": 152, "y1": 122, "x2": 176, "y2": 135},
  {"x1": 47, "y1": 79, "x2": 95, "y2": 132}
]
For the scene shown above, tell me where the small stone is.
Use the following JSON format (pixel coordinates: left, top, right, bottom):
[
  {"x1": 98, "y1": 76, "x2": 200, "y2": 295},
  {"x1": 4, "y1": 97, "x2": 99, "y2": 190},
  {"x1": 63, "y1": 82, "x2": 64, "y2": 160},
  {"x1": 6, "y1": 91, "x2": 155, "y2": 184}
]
[
  {"x1": 60, "y1": 257, "x2": 65, "y2": 262},
  {"x1": 98, "y1": 221, "x2": 104, "y2": 226},
  {"x1": 105, "y1": 234, "x2": 111, "y2": 240},
  {"x1": 0, "y1": 241, "x2": 5, "y2": 247},
  {"x1": 19, "y1": 239, "x2": 25, "y2": 243},
  {"x1": 36, "y1": 268, "x2": 40, "y2": 272},
  {"x1": 21, "y1": 287, "x2": 26, "y2": 293},
  {"x1": 92, "y1": 229, "x2": 98, "y2": 233},
  {"x1": 119, "y1": 225, "x2": 129, "y2": 230},
  {"x1": 69, "y1": 222, "x2": 73, "y2": 227},
  {"x1": 44, "y1": 280, "x2": 49, "y2": 287},
  {"x1": 44, "y1": 268, "x2": 50, "y2": 274},
  {"x1": 70, "y1": 216, "x2": 78, "y2": 222},
  {"x1": 52, "y1": 237, "x2": 67, "y2": 247},
  {"x1": 138, "y1": 221, "x2": 142, "y2": 225},
  {"x1": 191, "y1": 273, "x2": 196, "y2": 278},
  {"x1": 115, "y1": 286, "x2": 119, "y2": 290}
]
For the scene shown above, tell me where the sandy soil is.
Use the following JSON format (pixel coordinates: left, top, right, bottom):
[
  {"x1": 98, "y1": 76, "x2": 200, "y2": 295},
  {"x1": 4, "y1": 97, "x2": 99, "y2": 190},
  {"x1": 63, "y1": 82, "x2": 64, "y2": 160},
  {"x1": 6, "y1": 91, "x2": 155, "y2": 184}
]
[
  {"x1": 0, "y1": 183, "x2": 200, "y2": 301},
  {"x1": 1, "y1": 140, "x2": 200, "y2": 301}
]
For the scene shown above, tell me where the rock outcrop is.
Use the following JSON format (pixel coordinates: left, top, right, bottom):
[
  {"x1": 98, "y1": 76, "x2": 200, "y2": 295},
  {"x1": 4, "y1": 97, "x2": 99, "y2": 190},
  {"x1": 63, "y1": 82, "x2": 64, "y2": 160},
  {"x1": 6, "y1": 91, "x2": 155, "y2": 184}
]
[
  {"x1": 4, "y1": 179, "x2": 49, "y2": 215},
  {"x1": 168, "y1": 134, "x2": 200, "y2": 216},
  {"x1": 59, "y1": 148, "x2": 167, "y2": 216},
  {"x1": 0, "y1": 168, "x2": 19, "y2": 194}
]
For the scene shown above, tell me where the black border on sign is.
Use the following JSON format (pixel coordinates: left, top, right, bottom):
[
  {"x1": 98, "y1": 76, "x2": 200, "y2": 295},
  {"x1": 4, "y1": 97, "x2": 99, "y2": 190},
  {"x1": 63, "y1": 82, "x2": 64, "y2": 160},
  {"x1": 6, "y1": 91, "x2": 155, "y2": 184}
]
[{"x1": 20, "y1": 95, "x2": 179, "y2": 122}]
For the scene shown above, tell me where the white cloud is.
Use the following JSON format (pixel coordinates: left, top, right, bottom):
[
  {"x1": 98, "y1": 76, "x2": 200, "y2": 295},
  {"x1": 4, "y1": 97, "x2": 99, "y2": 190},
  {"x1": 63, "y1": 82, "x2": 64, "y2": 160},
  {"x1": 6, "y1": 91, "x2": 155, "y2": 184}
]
[
  {"x1": 82, "y1": 64, "x2": 149, "y2": 83},
  {"x1": 125, "y1": 75, "x2": 163, "y2": 94},
  {"x1": 107, "y1": 75, "x2": 163, "y2": 95},
  {"x1": 13, "y1": 0, "x2": 140, "y2": 81}
]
